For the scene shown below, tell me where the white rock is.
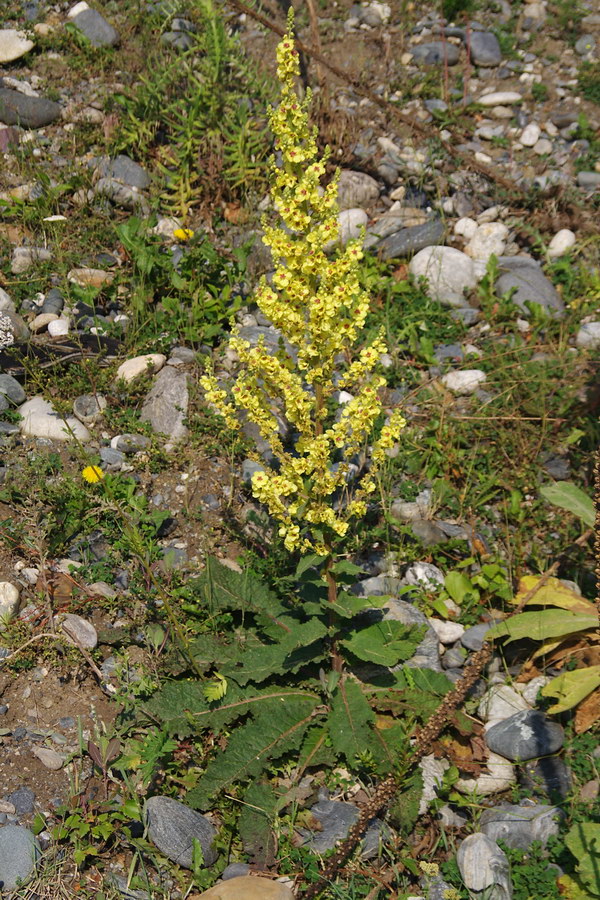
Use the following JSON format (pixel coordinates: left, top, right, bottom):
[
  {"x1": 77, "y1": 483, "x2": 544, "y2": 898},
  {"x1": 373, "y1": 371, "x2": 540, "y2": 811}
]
[
  {"x1": 116, "y1": 354, "x2": 166, "y2": 383},
  {"x1": 465, "y1": 222, "x2": 508, "y2": 261},
  {"x1": 57, "y1": 613, "x2": 97, "y2": 649},
  {"x1": 20, "y1": 567, "x2": 39, "y2": 585},
  {"x1": 419, "y1": 754, "x2": 450, "y2": 815},
  {"x1": 30, "y1": 313, "x2": 58, "y2": 333},
  {"x1": 576, "y1": 322, "x2": 600, "y2": 350},
  {"x1": 0, "y1": 582, "x2": 20, "y2": 626},
  {"x1": 404, "y1": 561, "x2": 444, "y2": 589},
  {"x1": 150, "y1": 216, "x2": 182, "y2": 238},
  {"x1": 454, "y1": 217, "x2": 478, "y2": 239},
  {"x1": 0, "y1": 289, "x2": 15, "y2": 313},
  {"x1": 19, "y1": 396, "x2": 91, "y2": 442},
  {"x1": 338, "y1": 208, "x2": 368, "y2": 246},
  {"x1": 534, "y1": 138, "x2": 553, "y2": 155},
  {"x1": 428, "y1": 618, "x2": 465, "y2": 645},
  {"x1": 457, "y1": 833, "x2": 512, "y2": 898},
  {"x1": 548, "y1": 228, "x2": 576, "y2": 258},
  {"x1": 441, "y1": 369, "x2": 487, "y2": 395},
  {"x1": 478, "y1": 684, "x2": 530, "y2": 724},
  {"x1": 67, "y1": 1, "x2": 90, "y2": 17},
  {"x1": 0, "y1": 29, "x2": 34, "y2": 64},
  {"x1": 47, "y1": 318, "x2": 70, "y2": 337},
  {"x1": 409, "y1": 246, "x2": 477, "y2": 307},
  {"x1": 514, "y1": 675, "x2": 551, "y2": 705},
  {"x1": 478, "y1": 91, "x2": 523, "y2": 106},
  {"x1": 520, "y1": 122, "x2": 541, "y2": 146},
  {"x1": 455, "y1": 752, "x2": 516, "y2": 796},
  {"x1": 32, "y1": 747, "x2": 64, "y2": 770}
]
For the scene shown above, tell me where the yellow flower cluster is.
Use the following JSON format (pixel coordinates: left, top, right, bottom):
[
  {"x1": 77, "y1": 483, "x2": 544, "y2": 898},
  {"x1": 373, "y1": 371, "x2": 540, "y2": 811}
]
[{"x1": 201, "y1": 18, "x2": 405, "y2": 552}]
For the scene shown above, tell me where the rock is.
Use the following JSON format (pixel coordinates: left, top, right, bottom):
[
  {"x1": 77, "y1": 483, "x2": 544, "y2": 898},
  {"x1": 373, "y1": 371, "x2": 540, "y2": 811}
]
[
  {"x1": 576, "y1": 322, "x2": 600, "y2": 350},
  {"x1": 455, "y1": 751, "x2": 516, "y2": 796},
  {"x1": 93, "y1": 178, "x2": 150, "y2": 213},
  {"x1": 383, "y1": 597, "x2": 441, "y2": 670},
  {"x1": 428, "y1": 619, "x2": 465, "y2": 645},
  {"x1": 196, "y1": 877, "x2": 294, "y2": 900},
  {"x1": 519, "y1": 756, "x2": 572, "y2": 799},
  {"x1": 0, "y1": 826, "x2": 40, "y2": 891},
  {"x1": 47, "y1": 318, "x2": 70, "y2": 337},
  {"x1": 145, "y1": 795, "x2": 218, "y2": 867},
  {"x1": 519, "y1": 123, "x2": 541, "y2": 146},
  {"x1": 377, "y1": 219, "x2": 446, "y2": 260},
  {"x1": 19, "y1": 396, "x2": 92, "y2": 442},
  {"x1": 442, "y1": 646, "x2": 467, "y2": 668},
  {"x1": 404, "y1": 561, "x2": 444, "y2": 589},
  {"x1": 32, "y1": 747, "x2": 64, "y2": 770},
  {"x1": 70, "y1": 7, "x2": 119, "y2": 47},
  {"x1": 411, "y1": 42, "x2": 460, "y2": 65},
  {"x1": 0, "y1": 289, "x2": 14, "y2": 313},
  {"x1": 419, "y1": 754, "x2": 450, "y2": 815},
  {"x1": 30, "y1": 313, "x2": 58, "y2": 333},
  {"x1": 478, "y1": 684, "x2": 530, "y2": 724},
  {"x1": 457, "y1": 833, "x2": 512, "y2": 900},
  {"x1": 478, "y1": 91, "x2": 522, "y2": 106},
  {"x1": 577, "y1": 172, "x2": 600, "y2": 189},
  {"x1": 548, "y1": 229, "x2": 575, "y2": 258},
  {"x1": 11, "y1": 247, "x2": 53, "y2": 274},
  {"x1": 533, "y1": 138, "x2": 553, "y2": 155},
  {"x1": 485, "y1": 710, "x2": 564, "y2": 761},
  {"x1": 441, "y1": 369, "x2": 487, "y2": 395},
  {"x1": 409, "y1": 246, "x2": 477, "y2": 307},
  {"x1": 469, "y1": 32, "x2": 502, "y2": 67},
  {"x1": 465, "y1": 223, "x2": 508, "y2": 261},
  {"x1": 0, "y1": 29, "x2": 34, "y2": 63},
  {"x1": 93, "y1": 155, "x2": 151, "y2": 189},
  {"x1": 57, "y1": 613, "x2": 98, "y2": 649},
  {"x1": 0, "y1": 582, "x2": 20, "y2": 626},
  {"x1": 116, "y1": 354, "x2": 166, "y2": 383},
  {"x1": 454, "y1": 217, "x2": 478, "y2": 239},
  {"x1": 7, "y1": 787, "x2": 35, "y2": 815},
  {"x1": 241, "y1": 459, "x2": 264, "y2": 485},
  {"x1": 480, "y1": 802, "x2": 561, "y2": 849},
  {"x1": 298, "y1": 789, "x2": 383, "y2": 858},
  {"x1": 495, "y1": 257, "x2": 565, "y2": 318},
  {"x1": 0, "y1": 374, "x2": 26, "y2": 405},
  {"x1": 222, "y1": 863, "x2": 251, "y2": 880},
  {"x1": 461, "y1": 622, "x2": 493, "y2": 650},
  {"x1": 140, "y1": 366, "x2": 189, "y2": 446},
  {"x1": 338, "y1": 208, "x2": 368, "y2": 246},
  {"x1": 390, "y1": 490, "x2": 432, "y2": 523},
  {"x1": 73, "y1": 393, "x2": 107, "y2": 425},
  {"x1": 411, "y1": 519, "x2": 447, "y2": 545},
  {"x1": 575, "y1": 34, "x2": 595, "y2": 56},
  {"x1": 337, "y1": 170, "x2": 379, "y2": 210},
  {"x1": 0, "y1": 90, "x2": 61, "y2": 128},
  {"x1": 67, "y1": 267, "x2": 114, "y2": 288},
  {"x1": 111, "y1": 433, "x2": 150, "y2": 454}
]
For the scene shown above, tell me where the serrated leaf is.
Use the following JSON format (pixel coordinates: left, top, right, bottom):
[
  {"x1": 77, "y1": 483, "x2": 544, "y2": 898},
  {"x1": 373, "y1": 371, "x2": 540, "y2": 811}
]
[
  {"x1": 191, "y1": 557, "x2": 287, "y2": 626},
  {"x1": 540, "y1": 481, "x2": 595, "y2": 527},
  {"x1": 186, "y1": 691, "x2": 319, "y2": 808},
  {"x1": 388, "y1": 769, "x2": 423, "y2": 834},
  {"x1": 328, "y1": 679, "x2": 375, "y2": 764},
  {"x1": 341, "y1": 621, "x2": 424, "y2": 667},
  {"x1": 223, "y1": 618, "x2": 328, "y2": 685},
  {"x1": 486, "y1": 609, "x2": 598, "y2": 645},
  {"x1": 541, "y1": 666, "x2": 600, "y2": 714},
  {"x1": 511, "y1": 575, "x2": 597, "y2": 615},
  {"x1": 203, "y1": 672, "x2": 228, "y2": 702},
  {"x1": 328, "y1": 590, "x2": 377, "y2": 619},
  {"x1": 564, "y1": 823, "x2": 600, "y2": 897},
  {"x1": 238, "y1": 781, "x2": 278, "y2": 868},
  {"x1": 295, "y1": 725, "x2": 336, "y2": 776},
  {"x1": 296, "y1": 554, "x2": 327, "y2": 578}
]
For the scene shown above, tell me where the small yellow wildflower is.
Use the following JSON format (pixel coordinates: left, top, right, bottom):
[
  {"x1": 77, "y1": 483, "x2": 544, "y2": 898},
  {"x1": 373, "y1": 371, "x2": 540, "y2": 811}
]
[
  {"x1": 82, "y1": 465, "x2": 104, "y2": 483},
  {"x1": 173, "y1": 228, "x2": 194, "y2": 241}
]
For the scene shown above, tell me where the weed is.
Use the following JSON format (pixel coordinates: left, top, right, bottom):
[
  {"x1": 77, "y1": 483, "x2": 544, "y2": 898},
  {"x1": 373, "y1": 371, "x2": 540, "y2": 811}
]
[
  {"x1": 578, "y1": 61, "x2": 600, "y2": 105},
  {"x1": 531, "y1": 82, "x2": 549, "y2": 103}
]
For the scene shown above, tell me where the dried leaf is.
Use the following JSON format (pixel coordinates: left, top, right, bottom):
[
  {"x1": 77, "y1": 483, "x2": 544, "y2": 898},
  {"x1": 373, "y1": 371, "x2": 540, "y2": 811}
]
[
  {"x1": 512, "y1": 576, "x2": 597, "y2": 616},
  {"x1": 575, "y1": 688, "x2": 600, "y2": 734}
]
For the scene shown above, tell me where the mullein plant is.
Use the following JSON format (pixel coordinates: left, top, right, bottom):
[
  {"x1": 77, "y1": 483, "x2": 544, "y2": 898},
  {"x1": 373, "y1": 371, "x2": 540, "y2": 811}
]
[{"x1": 201, "y1": 17, "x2": 405, "y2": 636}]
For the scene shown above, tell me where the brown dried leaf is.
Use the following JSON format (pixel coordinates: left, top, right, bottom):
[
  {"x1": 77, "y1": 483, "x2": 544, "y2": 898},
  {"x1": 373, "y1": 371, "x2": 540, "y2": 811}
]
[{"x1": 574, "y1": 687, "x2": 600, "y2": 733}]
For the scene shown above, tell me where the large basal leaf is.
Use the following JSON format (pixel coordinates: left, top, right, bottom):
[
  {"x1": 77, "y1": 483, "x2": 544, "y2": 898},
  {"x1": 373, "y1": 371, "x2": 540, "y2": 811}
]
[
  {"x1": 189, "y1": 557, "x2": 287, "y2": 627},
  {"x1": 486, "y1": 608, "x2": 598, "y2": 645},
  {"x1": 341, "y1": 621, "x2": 424, "y2": 667},
  {"x1": 564, "y1": 823, "x2": 600, "y2": 897},
  {"x1": 541, "y1": 666, "x2": 600, "y2": 714},
  {"x1": 295, "y1": 725, "x2": 336, "y2": 776},
  {"x1": 222, "y1": 618, "x2": 328, "y2": 685},
  {"x1": 328, "y1": 679, "x2": 375, "y2": 765},
  {"x1": 540, "y1": 481, "x2": 595, "y2": 527},
  {"x1": 511, "y1": 575, "x2": 597, "y2": 616},
  {"x1": 186, "y1": 691, "x2": 320, "y2": 808},
  {"x1": 238, "y1": 781, "x2": 278, "y2": 868}
]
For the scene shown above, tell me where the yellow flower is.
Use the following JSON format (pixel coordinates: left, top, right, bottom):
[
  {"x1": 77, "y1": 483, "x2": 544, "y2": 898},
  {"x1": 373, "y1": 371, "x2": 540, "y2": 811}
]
[
  {"x1": 82, "y1": 465, "x2": 104, "y2": 483},
  {"x1": 173, "y1": 228, "x2": 194, "y2": 241}
]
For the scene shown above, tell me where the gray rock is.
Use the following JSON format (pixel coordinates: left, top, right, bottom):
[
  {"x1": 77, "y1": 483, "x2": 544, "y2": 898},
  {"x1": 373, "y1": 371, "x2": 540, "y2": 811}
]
[
  {"x1": 409, "y1": 246, "x2": 477, "y2": 307},
  {"x1": 0, "y1": 90, "x2": 61, "y2": 128},
  {"x1": 519, "y1": 756, "x2": 572, "y2": 799},
  {"x1": 73, "y1": 393, "x2": 107, "y2": 426},
  {"x1": 383, "y1": 597, "x2": 441, "y2": 670},
  {"x1": 411, "y1": 519, "x2": 447, "y2": 545},
  {"x1": 58, "y1": 613, "x2": 98, "y2": 649},
  {"x1": 162, "y1": 31, "x2": 195, "y2": 50},
  {"x1": 576, "y1": 322, "x2": 600, "y2": 350},
  {"x1": 41, "y1": 288, "x2": 64, "y2": 316},
  {"x1": 480, "y1": 802, "x2": 561, "y2": 849},
  {"x1": 93, "y1": 177, "x2": 150, "y2": 214},
  {"x1": 0, "y1": 826, "x2": 40, "y2": 890},
  {"x1": 70, "y1": 8, "x2": 119, "y2": 47},
  {"x1": 424, "y1": 876, "x2": 456, "y2": 900},
  {"x1": 222, "y1": 863, "x2": 251, "y2": 880},
  {"x1": 403, "y1": 561, "x2": 444, "y2": 589},
  {"x1": 411, "y1": 42, "x2": 460, "y2": 65},
  {"x1": 495, "y1": 257, "x2": 565, "y2": 319},
  {"x1": 377, "y1": 219, "x2": 446, "y2": 260},
  {"x1": 170, "y1": 346, "x2": 197, "y2": 363},
  {"x1": 113, "y1": 434, "x2": 150, "y2": 454},
  {"x1": 485, "y1": 710, "x2": 564, "y2": 761},
  {"x1": 577, "y1": 171, "x2": 600, "y2": 189},
  {"x1": 469, "y1": 31, "x2": 502, "y2": 66},
  {"x1": 0, "y1": 375, "x2": 26, "y2": 405},
  {"x1": 6, "y1": 787, "x2": 35, "y2": 815},
  {"x1": 241, "y1": 459, "x2": 265, "y2": 485},
  {"x1": 145, "y1": 795, "x2": 217, "y2": 867},
  {"x1": 354, "y1": 574, "x2": 404, "y2": 597},
  {"x1": 461, "y1": 622, "x2": 493, "y2": 651},
  {"x1": 99, "y1": 447, "x2": 125, "y2": 469},
  {"x1": 11, "y1": 246, "x2": 53, "y2": 274},
  {"x1": 442, "y1": 646, "x2": 467, "y2": 668},
  {"x1": 140, "y1": 366, "x2": 189, "y2": 445},
  {"x1": 0, "y1": 29, "x2": 34, "y2": 64},
  {"x1": 94, "y1": 155, "x2": 151, "y2": 190},
  {"x1": 337, "y1": 170, "x2": 379, "y2": 210},
  {"x1": 575, "y1": 34, "x2": 596, "y2": 55},
  {"x1": 550, "y1": 107, "x2": 579, "y2": 129},
  {"x1": 297, "y1": 790, "x2": 383, "y2": 858},
  {"x1": 457, "y1": 833, "x2": 512, "y2": 900}
]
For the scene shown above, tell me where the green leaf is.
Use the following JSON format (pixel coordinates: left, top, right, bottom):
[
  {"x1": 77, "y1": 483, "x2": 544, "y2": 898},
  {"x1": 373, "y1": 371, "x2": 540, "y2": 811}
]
[
  {"x1": 328, "y1": 590, "x2": 378, "y2": 619},
  {"x1": 296, "y1": 725, "x2": 336, "y2": 773},
  {"x1": 223, "y1": 618, "x2": 328, "y2": 685},
  {"x1": 203, "y1": 672, "x2": 228, "y2": 702},
  {"x1": 296, "y1": 554, "x2": 327, "y2": 578},
  {"x1": 388, "y1": 768, "x2": 423, "y2": 835},
  {"x1": 444, "y1": 571, "x2": 479, "y2": 604},
  {"x1": 486, "y1": 608, "x2": 598, "y2": 645},
  {"x1": 341, "y1": 621, "x2": 424, "y2": 667},
  {"x1": 541, "y1": 666, "x2": 600, "y2": 713},
  {"x1": 564, "y1": 823, "x2": 600, "y2": 897},
  {"x1": 191, "y1": 557, "x2": 287, "y2": 624},
  {"x1": 238, "y1": 781, "x2": 278, "y2": 868},
  {"x1": 540, "y1": 481, "x2": 595, "y2": 527},
  {"x1": 186, "y1": 691, "x2": 319, "y2": 807},
  {"x1": 328, "y1": 680, "x2": 375, "y2": 765}
]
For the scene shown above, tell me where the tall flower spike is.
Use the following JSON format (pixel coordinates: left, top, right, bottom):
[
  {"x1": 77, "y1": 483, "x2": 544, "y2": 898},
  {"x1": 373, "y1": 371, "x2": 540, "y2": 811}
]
[{"x1": 201, "y1": 17, "x2": 406, "y2": 553}]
